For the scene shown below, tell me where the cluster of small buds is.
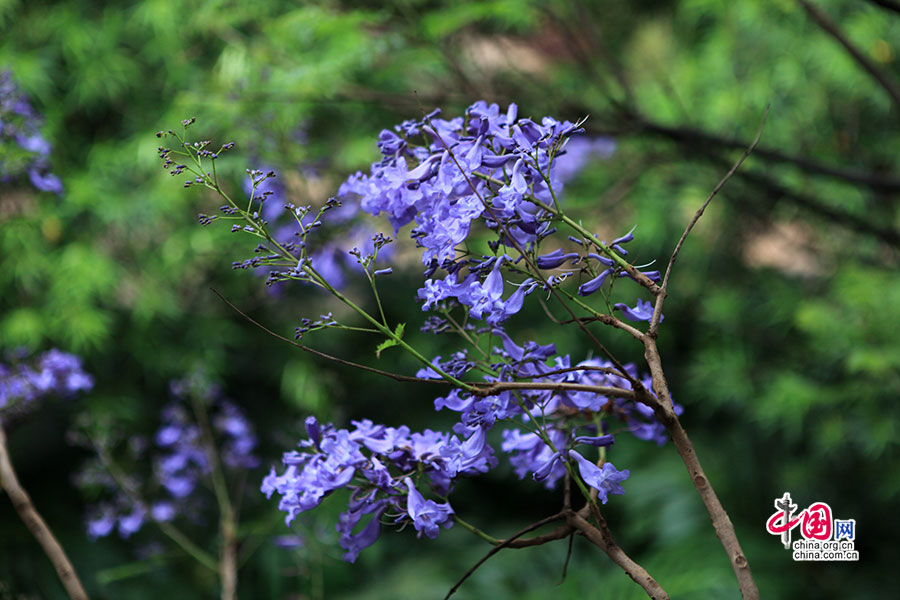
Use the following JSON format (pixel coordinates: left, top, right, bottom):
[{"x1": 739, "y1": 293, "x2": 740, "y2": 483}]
[
  {"x1": 294, "y1": 313, "x2": 338, "y2": 340},
  {"x1": 197, "y1": 213, "x2": 217, "y2": 226},
  {"x1": 372, "y1": 232, "x2": 393, "y2": 250},
  {"x1": 232, "y1": 257, "x2": 264, "y2": 270}
]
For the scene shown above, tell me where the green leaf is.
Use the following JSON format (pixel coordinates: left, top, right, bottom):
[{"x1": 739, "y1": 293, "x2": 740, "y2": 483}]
[{"x1": 375, "y1": 322, "x2": 405, "y2": 358}]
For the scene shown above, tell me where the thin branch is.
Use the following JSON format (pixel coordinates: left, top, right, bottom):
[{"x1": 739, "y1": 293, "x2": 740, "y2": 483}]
[
  {"x1": 445, "y1": 512, "x2": 566, "y2": 599},
  {"x1": 212, "y1": 288, "x2": 442, "y2": 385},
  {"x1": 0, "y1": 426, "x2": 89, "y2": 600},
  {"x1": 629, "y1": 125, "x2": 900, "y2": 247},
  {"x1": 558, "y1": 313, "x2": 646, "y2": 341},
  {"x1": 626, "y1": 118, "x2": 900, "y2": 192},
  {"x1": 470, "y1": 381, "x2": 635, "y2": 399},
  {"x1": 638, "y1": 344, "x2": 759, "y2": 599},
  {"x1": 568, "y1": 511, "x2": 669, "y2": 600},
  {"x1": 190, "y1": 395, "x2": 238, "y2": 600},
  {"x1": 215, "y1": 288, "x2": 639, "y2": 400},
  {"x1": 799, "y1": 0, "x2": 900, "y2": 109},
  {"x1": 650, "y1": 108, "x2": 768, "y2": 335},
  {"x1": 727, "y1": 158, "x2": 900, "y2": 246}
]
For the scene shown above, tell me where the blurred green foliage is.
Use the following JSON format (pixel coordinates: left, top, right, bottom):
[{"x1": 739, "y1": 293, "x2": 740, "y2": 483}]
[{"x1": 1, "y1": 0, "x2": 898, "y2": 598}]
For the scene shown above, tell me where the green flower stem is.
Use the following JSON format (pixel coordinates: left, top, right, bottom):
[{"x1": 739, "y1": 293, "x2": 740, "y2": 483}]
[
  {"x1": 178, "y1": 132, "x2": 476, "y2": 392},
  {"x1": 470, "y1": 171, "x2": 642, "y2": 277},
  {"x1": 453, "y1": 515, "x2": 502, "y2": 545}
]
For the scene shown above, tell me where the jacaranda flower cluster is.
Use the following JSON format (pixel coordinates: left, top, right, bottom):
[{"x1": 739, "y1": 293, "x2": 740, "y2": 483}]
[
  {"x1": 0, "y1": 349, "x2": 93, "y2": 418},
  {"x1": 163, "y1": 101, "x2": 678, "y2": 564},
  {"x1": 80, "y1": 376, "x2": 259, "y2": 540}
]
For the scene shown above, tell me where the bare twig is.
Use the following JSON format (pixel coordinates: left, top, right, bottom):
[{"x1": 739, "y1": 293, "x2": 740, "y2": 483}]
[
  {"x1": 569, "y1": 511, "x2": 669, "y2": 600},
  {"x1": 215, "y1": 288, "x2": 641, "y2": 400},
  {"x1": 799, "y1": 0, "x2": 900, "y2": 109},
  {"x1": 470, "y1": 381, "x2": 635, "y2": 399},
  {"x1": 650, "y1": 108, "x2": 768, "y2": 335},
  {"x1": 0, "y1": 426, "x2": 89, "y2": 600},
  {"x1": 645, "y1": 130, "x2": 900, "y2": 246},
  {"x1": 732, "y1": 163, "x2": 900, "y2": 246},
  {"x1": 625, "y1": 118, "x2": 900, "y2": 192},
  {"x1": 635, "y1": 112, "x2": 767, "y2": 598},
  {"x1": 558, "y1": 313, "x2": 646, "y2": 341},
  {"x1": 446, "y1": 512, "x2": 567, "y2": 599},
  {"x1": 212, "y1": 288, "x2": 442, "y2": 385}
]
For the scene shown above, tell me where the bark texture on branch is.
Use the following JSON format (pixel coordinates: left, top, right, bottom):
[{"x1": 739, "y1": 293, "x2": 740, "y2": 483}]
[{"x1": 0, "y1": 426, "x2": 89, "y2": 600}]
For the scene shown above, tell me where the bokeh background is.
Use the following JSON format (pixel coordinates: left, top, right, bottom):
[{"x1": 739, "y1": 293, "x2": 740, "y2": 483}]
[{"x1": 1, "y1": 0, "x2": 898, "y2": 598}]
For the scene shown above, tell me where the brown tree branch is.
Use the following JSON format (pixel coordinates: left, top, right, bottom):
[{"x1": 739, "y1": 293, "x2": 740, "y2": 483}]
[
  {"x1": 445, "y1": 512, "x2": 567, "y2": 599},
  {"x1": 626, "y1": 129, "x2": 900, "y2": 247},
  {"x1": 799, "y1": 0, "x2": 900, "y2": 109},
  {"x1": 568, "y1": 511, "x2": 669, "y2": 600},
  {"x1": 650, "y1": 108, "x2": 768, "y2": 335},
  {"x1": 726, "y1": 159, "x2": 900, "y2": 246},
  {"x1": 638, "y1": 342, "x2": 759, "y2": 599},
  {"x1": 0, "y1": 426, "x2": 89, "y2": 600},
  {"x1": 623, "y1": 118, "x2": 900, "y2": 192}
]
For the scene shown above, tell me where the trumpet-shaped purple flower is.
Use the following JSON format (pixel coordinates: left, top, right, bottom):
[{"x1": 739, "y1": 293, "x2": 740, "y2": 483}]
[
  {"x1": 614, "y1": 298, "x2": 662, "y2": 323},
  {"x1": 568, "y1": 450, "x2": 630, "y2": 504},
  {"x1": 404, "y1": 478, "x2": 454, "y2": 539}
]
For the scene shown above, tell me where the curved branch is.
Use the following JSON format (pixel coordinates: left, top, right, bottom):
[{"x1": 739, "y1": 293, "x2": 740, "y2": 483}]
[
  {"x1": 0, "y1": 426, "x2": 89, "y2": 600},
  {"x1": 640, "y1": 343, "x2": 759, "y2": 599},
  {"x1": 445, "y1": 512, "x2": 567, "y2": 599},
  {"x1": 568, "y1": 511, "x2": 669, "y2": 600},
  {"x1": 799, "y1": 0, "x2": 900, "y2": 109},
  {"x1": 651, "y1": 108, "x2": 768, "y2": 335}
]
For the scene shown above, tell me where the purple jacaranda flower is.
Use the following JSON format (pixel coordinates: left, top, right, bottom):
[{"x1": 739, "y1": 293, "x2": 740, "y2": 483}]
[
  {"x1": 118, "y1": 505, "x2": 147, "y2": 538},
  {"x1": 577, "y1": 268, "x2": 613, "y2": 296},
  {"x1": 613, "y1": 298, "x2": 661, "y2": 323},
  {"x1": 273, "y1": 535, "x2": 304, "y2": 549},
  {"x1": 574, "y1": 434, "x2": 616, "y2": 447},
  {"x1": 338, "y1": 497, "x2": 389, "y2": 562},
  {"x1": 0, "y1": 349, "x2": 92, "y2": 414},
  {"x1": 568, "y1": 450, "x2": 629, "y2": 504},
  {"x1": 536, "y1": 249, "x2": 580, "y2": 269},
  {"x1": 86, "y1": 506, "x2": 117, "y2": 539},
  {"x1": 151, "y1": 501, "x2": 176, "y2": 522},
  {"x1": 403, "y1": 478, "x2": 454, "y2": 539},
  {"x1": 501, "y1": 425, "x2": 568, "y2": 489}
]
